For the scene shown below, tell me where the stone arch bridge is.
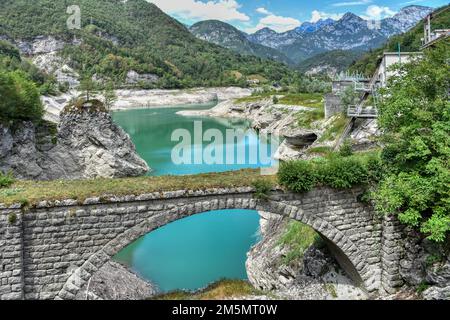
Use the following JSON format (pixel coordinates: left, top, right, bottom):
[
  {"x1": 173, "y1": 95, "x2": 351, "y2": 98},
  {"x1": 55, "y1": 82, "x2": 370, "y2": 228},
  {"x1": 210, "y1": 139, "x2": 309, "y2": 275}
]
[{"x1": 0, "y1": 186, "x2": 407, "y2": 300}]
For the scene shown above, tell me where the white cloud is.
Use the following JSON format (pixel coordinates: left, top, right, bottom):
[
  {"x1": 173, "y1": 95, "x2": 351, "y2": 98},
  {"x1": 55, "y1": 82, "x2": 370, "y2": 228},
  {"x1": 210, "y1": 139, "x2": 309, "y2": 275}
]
[
  {"x1": 148, "y1": 0, "x2": 250, "y2": 22},
  {"x1": 332, "y1": 0, "x2": 372, "y2": 7},
  {"x1": 400, "y1": 0, "x2": 424, "y2": 4},
  {"x1": 245, "y1": 14, "x2": 301, "y2": 33},
  {"x1": 362, "y1": 5, "x2": 396, "y2": 20},
  {"x1": 256, "y1": 7, "x2": 272, "y2": 15},
  {"x1": 310, "y1": 10, "x2": 344, "y2": 23}
]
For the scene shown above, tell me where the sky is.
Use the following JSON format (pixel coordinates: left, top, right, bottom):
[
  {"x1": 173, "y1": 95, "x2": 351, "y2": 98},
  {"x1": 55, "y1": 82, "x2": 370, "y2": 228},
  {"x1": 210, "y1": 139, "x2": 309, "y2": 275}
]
[{"x1": 147, "y1": 0, "x2": 448, "y2": 33}]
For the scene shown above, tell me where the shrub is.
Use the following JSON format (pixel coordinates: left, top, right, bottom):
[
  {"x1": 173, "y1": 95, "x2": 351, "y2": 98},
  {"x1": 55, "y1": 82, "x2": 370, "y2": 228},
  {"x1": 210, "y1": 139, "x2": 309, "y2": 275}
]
[
  {"x1": 0, "y1": 171, "x2": 14, "y2": 188},
  {"x1": 252, "y1": 179, "x2": 274, "y2": 200},
  {"x1": 279, "y1": 154, "x2": 380, "y2": 192},
  {"x1": 278, "y1": 161, "x2": 316, "y2": 193},
  {"x1": 316, "y1": 156, "x2": 368, "y2": 189},
  {"x1": 339, "y1": 140, "x2": 353, "y2": 157},
  {"x1": 272, "y1": 95, "x2": 279, "y2": 104},
  {"x1": 365, "y1": 154, "x2": 384, "y2": 183}
]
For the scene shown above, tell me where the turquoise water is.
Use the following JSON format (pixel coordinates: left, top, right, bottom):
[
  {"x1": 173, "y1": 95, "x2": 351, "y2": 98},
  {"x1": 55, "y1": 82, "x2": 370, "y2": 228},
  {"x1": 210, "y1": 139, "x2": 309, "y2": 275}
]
[
  {"x1": 114, "y1": 210, "x2": 261, "y2": 292},
  {"x1": 112, "y1": 103, "x2": 276, "y2": 176},
  {"x1": 112, "y1": 103, "x2": 272, "y2": 292}
]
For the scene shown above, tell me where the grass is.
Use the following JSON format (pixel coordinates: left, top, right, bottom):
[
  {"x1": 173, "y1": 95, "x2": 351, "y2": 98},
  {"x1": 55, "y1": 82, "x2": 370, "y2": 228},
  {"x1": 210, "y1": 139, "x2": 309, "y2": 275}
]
[
  {"x1": 296, "y1": 108, "x2": 325, "y2": 128},
  {"x1": 306, "y1": 146, "x2": 333, "y2": 156},
  {"x1": 324, "y1": 283, "x2": 338, "y2": 298},
  {"x1": 234, "y1": 91, "x2": 275, "y2": 103},
  {"x1": 151, "y1": 280, "x2": 264, "y2": 300},
  {"x1": 279, "y1": 93, "x2": 323, "y2": 108},
  {"x1": 319, "y1": 114, "x2": 348, "y2": 142},
  {"x1": 235, "y1": 92, "x2": 324, "y2": 107},
  {"x1": 0, "y1": 169, "x2": 277, "y2": 206},
  {"x1": 277, "y1": 221, "x2": 319, "y2": 265}
]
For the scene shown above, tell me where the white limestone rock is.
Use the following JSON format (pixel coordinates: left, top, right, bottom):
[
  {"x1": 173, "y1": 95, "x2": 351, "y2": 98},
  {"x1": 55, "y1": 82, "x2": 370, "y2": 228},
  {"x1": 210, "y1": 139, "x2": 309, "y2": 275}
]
[{"x1": 0, "y1": 104, "x2": 149, "y2": 180}]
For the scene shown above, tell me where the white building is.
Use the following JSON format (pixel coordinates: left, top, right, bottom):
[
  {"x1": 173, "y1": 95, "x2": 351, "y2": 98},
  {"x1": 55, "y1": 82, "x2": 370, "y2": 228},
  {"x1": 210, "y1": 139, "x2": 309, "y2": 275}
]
[{"x1": 374, "y1": 52, "x2": 423, "y2": 87}]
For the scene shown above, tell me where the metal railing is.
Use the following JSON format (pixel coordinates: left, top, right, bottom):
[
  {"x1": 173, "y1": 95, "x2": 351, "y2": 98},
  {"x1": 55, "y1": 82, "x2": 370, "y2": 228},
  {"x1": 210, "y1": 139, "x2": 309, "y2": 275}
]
[{"x1": 347, "y1": 106, "x2": 378, "y2": 118}]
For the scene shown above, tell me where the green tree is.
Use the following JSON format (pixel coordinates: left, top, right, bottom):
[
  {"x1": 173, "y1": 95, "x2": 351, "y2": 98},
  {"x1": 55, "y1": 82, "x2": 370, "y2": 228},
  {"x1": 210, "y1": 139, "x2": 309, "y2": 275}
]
[
  {"x1": 102, "y1": 82, "x2": 117, "y2": 111},
  {"x1": 373, "y1": 43, "x2": 450, "y2": 242},
  {"x1": 79, "y1": 76, "x2": 97, "y2": 101},
  {"x1": 0, "y1": 70, "x2": 43, "y2": 124}
]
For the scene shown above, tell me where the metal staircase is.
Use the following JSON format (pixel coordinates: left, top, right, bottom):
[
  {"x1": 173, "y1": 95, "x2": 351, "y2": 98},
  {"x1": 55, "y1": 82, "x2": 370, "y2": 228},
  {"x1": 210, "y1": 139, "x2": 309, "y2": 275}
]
[{"x1": 347, "y1": 67, "x2": 381, "y2": 119}]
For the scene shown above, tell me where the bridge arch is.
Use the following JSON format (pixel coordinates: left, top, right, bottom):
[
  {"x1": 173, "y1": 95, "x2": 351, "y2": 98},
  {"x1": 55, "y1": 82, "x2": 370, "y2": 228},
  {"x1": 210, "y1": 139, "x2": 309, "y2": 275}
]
[{"x1": 56, "y1": 189, "x2": 381, "y2": 300}]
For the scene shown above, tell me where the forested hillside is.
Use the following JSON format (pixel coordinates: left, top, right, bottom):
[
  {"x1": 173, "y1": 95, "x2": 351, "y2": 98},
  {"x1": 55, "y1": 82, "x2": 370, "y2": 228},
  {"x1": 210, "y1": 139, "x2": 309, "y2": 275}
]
[
  {"x1": 349, "y1": 5, "x2": 449, "y2": 77},
  {"x1": 0, "y1": 0, "x2": 293, "y2": 88},
  {"x1": 298, "y1": 50, "x2": 364, "y2": 76},
  {"x1": 0, "y1": 41, "x2": 44, "y2": 124}
]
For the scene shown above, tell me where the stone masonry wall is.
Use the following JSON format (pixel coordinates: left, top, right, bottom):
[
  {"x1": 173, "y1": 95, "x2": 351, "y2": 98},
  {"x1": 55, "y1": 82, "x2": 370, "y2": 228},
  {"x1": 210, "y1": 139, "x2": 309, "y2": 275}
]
[{"x1": 0, "y1": 187, "x2": 406, "y2": 300}]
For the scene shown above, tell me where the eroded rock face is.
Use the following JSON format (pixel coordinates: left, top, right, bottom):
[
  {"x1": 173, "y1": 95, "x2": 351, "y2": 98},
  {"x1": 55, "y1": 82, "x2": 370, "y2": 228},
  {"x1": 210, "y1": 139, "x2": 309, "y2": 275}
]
[
  {"x1": 350, "y1": 119, "x2": 381, "y2": 151},
  {"x1": 397, "y1": 230, "x2": 450, "y2": 300},
  {"x1": 283, "y1": 128, "x2": 318, "y2": 148},
  {"x1": 16, "y1": 36, "x2": 66, "y2": 56},
  {"x1": 0, "y1": 108, "x2": 149, "y2": 180},
  {"x1": 75, "y1": 261, "x2": 156, "y2": 300},
  {"x1": 422, "y1": 257, "x2": 450, "y2": 300},
  {"x1": 125, "y1": 70, "x2": 159, "y2": 85}
]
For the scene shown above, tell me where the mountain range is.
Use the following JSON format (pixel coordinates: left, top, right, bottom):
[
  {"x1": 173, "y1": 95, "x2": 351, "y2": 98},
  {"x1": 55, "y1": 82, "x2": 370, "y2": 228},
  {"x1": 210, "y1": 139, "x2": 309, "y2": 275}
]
[
  {"x1": 190, "y1": 5, "x2": 433, "y2": 71},
  {"x1": 0, "y1": 0, "x2": 292, "y2": 88},
  {"x1": 190, "y1": 20, "x2": 294, "y2": 65}
]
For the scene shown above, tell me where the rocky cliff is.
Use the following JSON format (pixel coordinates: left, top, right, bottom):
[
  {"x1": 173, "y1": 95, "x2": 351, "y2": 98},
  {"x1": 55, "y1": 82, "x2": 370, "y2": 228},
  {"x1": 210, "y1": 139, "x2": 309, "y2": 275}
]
[{"x1": 0, "y1": 101, "x2": 149, "y2": 180}]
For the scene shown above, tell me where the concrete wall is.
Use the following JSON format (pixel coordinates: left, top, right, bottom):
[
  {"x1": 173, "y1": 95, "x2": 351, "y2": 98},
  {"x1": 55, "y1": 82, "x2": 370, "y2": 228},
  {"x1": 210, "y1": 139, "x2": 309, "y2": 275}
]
[
  {"x1": 0, "y1": 187, "x2": 408, "y2": 300},
  {"x1": 325, "y1": 93, "x2": 344, "y2": 119}
]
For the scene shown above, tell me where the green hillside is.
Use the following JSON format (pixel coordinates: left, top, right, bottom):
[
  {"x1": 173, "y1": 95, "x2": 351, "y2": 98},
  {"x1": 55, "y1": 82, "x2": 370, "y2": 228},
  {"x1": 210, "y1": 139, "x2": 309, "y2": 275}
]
[
  {"x1": 349, "y1": 5, "x2": 450, "y2": 77},
  {"x1": 298, "y1": 50, "x2": 364, "y2": 75},
  {"x1": 0, "y1": 0, "x2": 293, "y2": 88}
]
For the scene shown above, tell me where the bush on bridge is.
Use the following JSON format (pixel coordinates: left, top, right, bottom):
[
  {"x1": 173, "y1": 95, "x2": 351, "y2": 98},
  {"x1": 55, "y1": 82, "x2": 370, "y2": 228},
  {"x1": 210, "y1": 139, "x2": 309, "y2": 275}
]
[{"x1": 278, "y1": 152, "x2": 381, "y2": 192}]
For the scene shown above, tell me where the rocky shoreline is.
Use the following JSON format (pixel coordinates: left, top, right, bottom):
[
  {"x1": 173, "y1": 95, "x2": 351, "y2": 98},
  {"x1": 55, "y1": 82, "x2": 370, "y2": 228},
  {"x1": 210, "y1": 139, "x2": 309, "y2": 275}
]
[
  {"x1": 177, "y1": 98, "x2": 325, "y2": 161},
  {"x1": 75, "y1": 261, "x2": 157, "y2": 300},
  {"x1": 42, "y1": 87, "x2": 252, "y2": 123},
  {"x1": 177, "y1": 97, "x2": 381, "y2": 161}
]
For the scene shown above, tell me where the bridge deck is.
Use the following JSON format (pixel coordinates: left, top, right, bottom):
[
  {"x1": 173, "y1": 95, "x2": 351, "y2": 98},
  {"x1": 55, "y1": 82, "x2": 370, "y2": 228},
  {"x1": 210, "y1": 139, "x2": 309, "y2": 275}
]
[{"x1": 0, "y1": 169, "x2": 277, "y2": 207}]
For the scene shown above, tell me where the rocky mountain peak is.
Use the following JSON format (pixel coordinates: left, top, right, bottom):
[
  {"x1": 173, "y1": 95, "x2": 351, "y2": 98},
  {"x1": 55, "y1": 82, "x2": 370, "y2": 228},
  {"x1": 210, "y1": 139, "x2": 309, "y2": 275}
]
[
  {"x1": 254, "y1": 27, "x2": 278, "y2": 36},
  {"x1": 296, "y1": 19, "x2": 334, "y2": 33},
  {"x1": 339, "y1": 12, "x2": 365, "y2": 24},
  {"x1": 392, "y1": 5, "x2": 432, "y2": 23}
]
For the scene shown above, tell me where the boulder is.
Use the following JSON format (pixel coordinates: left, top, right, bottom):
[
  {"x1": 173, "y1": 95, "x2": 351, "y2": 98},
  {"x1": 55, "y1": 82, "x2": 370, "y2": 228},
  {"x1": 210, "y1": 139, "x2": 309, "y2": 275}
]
[
  {"x1": 283, "y1": 129, "x2": 318, "y2": 147},
  {"x1": 75, "y1": 261, "x2": 157, "y2": 300}
]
